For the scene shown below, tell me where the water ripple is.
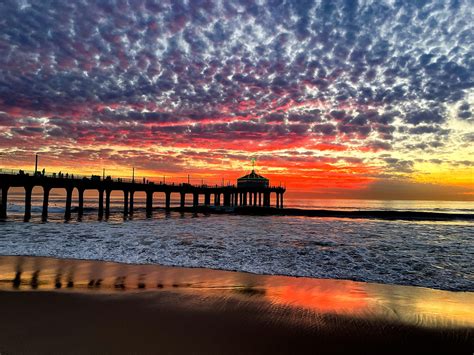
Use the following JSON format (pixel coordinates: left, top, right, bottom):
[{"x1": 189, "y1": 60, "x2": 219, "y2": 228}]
[{"x1": 0, "y1": 213, "x2": 473, "y2": 291}]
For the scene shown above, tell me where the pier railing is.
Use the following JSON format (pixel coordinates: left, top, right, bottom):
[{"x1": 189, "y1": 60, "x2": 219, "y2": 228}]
[
  {"x1": 0, "y1": 168, "x2": 285, "y2": 190},
  {"x1": 0, "y1": 167, "x2": 286, "y2": 221}
]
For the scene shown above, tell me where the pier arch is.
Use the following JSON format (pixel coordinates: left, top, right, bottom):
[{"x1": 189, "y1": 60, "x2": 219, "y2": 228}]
[
  {"x1": 1, "y1": 186, "x2": 24, "y2": 220},
  {"x1": 0, "y1": 172, "x2": 286, "y2": 219},
  {"x1": 151, "y1": 191, "x2": 163, "y2": 209},
  {"x1": 168, "y1": 191, "x2": 180, "y2": 209},
  {"x1": 131, "y1": 190, "x2": 147, "y2": 215},
  {"x1": 105, "y1": 190, "x2": 129, "y2": 217}
]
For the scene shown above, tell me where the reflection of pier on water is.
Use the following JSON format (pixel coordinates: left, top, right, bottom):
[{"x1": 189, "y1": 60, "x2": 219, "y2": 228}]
[
  {"x1": 1, "y1": 256, "x2": 473, "y2": 330},
  {"x1": 0, "y1": 255, "x2": 269, "y2": 295}
]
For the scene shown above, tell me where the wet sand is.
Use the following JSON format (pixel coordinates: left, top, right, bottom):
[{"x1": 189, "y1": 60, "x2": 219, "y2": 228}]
[{"x1": 0, "y1": 256, "x2": 473, "y2": 354}]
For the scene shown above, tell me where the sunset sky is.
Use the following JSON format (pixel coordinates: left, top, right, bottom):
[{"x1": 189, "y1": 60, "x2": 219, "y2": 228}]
[{"x1": 0, "y1": 0, "x2": 472, "y2": 200}]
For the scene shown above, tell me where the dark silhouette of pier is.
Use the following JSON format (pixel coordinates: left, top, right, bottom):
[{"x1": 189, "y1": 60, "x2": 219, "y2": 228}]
[{"x1": 0, "y1": 170, "x2": 285, "y2": 221}]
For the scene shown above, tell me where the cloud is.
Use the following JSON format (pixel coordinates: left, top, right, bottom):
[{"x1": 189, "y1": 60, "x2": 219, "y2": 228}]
[
  {"x1": 408, "y1": 125, "x2": 450, "y2": 135},
  {"x1": 0, "y1": 0, "x2": 472, "y2": 196},
  {"x1": 405, "y1": 109, "x2": 445, "y2": 125},
  {"x1": 357, "y1": 179, "x2": 474, "y2": 201},
  {"x1": 383, "y1": 158, "x2": 414, "y2": 173},
  {"x1": 458, "y1": 102, "x2": 472, "y2": 120}
]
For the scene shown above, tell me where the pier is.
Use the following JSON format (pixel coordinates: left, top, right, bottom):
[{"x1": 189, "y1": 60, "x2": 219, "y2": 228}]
[{"x1": 0, "y1": 170, "x2": 285, "y2": 221}]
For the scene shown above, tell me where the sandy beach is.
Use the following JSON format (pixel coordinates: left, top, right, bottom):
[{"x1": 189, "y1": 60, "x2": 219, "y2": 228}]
[{"x1": 0, "y1": 256, "x2": 473, "y2": 354}]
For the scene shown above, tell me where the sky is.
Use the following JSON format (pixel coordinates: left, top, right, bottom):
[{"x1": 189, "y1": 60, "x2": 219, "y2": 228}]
[{"x1": 0, "y1": 0, "x2": 473, "y2": 200}]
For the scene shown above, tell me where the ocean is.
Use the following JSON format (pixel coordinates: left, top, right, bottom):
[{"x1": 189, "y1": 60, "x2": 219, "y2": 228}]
[{"x1": 1, "y1": 193, "x2": 473, "y2": 292}]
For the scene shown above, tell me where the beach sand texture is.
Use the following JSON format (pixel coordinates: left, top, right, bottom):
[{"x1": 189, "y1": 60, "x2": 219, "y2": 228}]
[{"x1": 0, "y1": 256, "x2": 472, "y2": 354}]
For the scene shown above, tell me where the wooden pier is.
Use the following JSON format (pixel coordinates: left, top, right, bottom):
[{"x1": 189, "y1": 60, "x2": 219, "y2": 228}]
[{"x1": 0, "y1": 171, "x2": 285, "y2": 221}]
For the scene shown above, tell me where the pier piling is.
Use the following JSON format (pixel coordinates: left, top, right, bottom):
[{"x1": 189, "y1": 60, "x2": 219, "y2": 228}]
[
  {"x1": 123, "y1": 190, "x2": 129, "y2": 216},
  {"x1": 105, "y1": 190, "x2": 111, "y2": 217},
  {"x1": 78, "y1": 188, "x2": 84, "y2": 218},
  {"x1": 129, "y1": 191, "x2": 134, "y2": 215},
  {"x1": 24, "y1": 186, "x2": 32, "y2": 221},
  {"x1": 165, "y1": 191, "x2": 171, "y2": 210},
  {"x1": 146, "y1": 191, "x2": 153, "y2": 217},
  {"x1": 65, "y1": 187, "x2": 73, "y2": 220},
  {"x1": 0, "y1": 172, "x2": 286, "y2": 220},
  {"x1": 98, "y1": 189, "x2": 104, "y2": 219},
  {"x1": 1, "y1": 185, "x2": 9, "y2": 219},
  {"x1": 42, "y1": 187, "x2": 50, "y2": 221},
  {"x1": 180, "y1": 192, "x2": 186, "y2": 209}
]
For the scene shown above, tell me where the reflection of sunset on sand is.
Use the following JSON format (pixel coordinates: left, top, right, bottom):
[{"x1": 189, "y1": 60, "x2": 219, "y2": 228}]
[
  {"x1": 264, "y1": 280, "x2": 369, "y2": 315},
  {"x1": 1, "y1": 0, "x2": 473, "y2": 353},
  {"x1": 1, "y1": 256, "x2": 473, "y2": 330},
  {"x1": 1, "y1": 256, "x2": 473, "y2": 353}
]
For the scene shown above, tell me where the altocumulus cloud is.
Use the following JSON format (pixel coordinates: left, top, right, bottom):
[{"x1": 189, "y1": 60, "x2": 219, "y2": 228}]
[{"x1": 0, "y1": 0, "x2": 473, "y2": 187}]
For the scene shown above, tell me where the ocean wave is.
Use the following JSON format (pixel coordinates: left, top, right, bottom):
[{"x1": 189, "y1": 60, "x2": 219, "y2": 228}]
[
  {"x1": 7, "y1": 203, "x2": 65, "y2": 214},
  {"x1": 0, "y1": 214, "x2": 472, "y2": 292}
]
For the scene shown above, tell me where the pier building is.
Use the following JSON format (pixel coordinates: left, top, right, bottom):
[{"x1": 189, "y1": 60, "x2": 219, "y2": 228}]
[{"x1": 0, "y1": 169, "x2": 285, "y2": 221}]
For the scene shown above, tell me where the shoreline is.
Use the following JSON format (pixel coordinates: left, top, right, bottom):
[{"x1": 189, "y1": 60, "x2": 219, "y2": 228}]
[
  {"x1": 232, "y1": 206, "x2": 474, "y2": 221},
  {"x1": 0, "y1": 253, "x2": 472, "y2": 293},
  {"x1": 3, "y1": 205, "x2": 474, "y2": 222},
  {"x1": 0, "y1": 255, "x2": 473, "y2": 354}
]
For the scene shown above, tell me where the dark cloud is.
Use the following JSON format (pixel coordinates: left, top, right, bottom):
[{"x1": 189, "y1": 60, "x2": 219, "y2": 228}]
[
  {"x1": 263, "y1": 113, "x2": 285, "y2": 122},
  {"x1": 0, "y1": 0, "x2": 471, "y2": 156},
  {"x1": 458, "y1": 102, "x2": 472, "y2": 120},
  {"x1": 408, "y1": 125, "x2": 450, "y2": 135},
  {"x1": 405, "y1": 109, "x2": 445, "y2": 125},
  {"x1": 383, "y1": 158, "x2": 414, "y2": 173},
  {"x1": 313, "y1": 123, "x2": 336, "y2": 136},
  {"x1": 367, "y1": 140, "x2": 392, "y2": 151},
  {"x1": 463, "y1": 133, "x2": 474, "y2": 142}
]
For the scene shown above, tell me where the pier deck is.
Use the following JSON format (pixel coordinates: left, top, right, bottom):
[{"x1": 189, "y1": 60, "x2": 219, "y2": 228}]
[{"x1": 0, "y1": 171, "x2": 285, "y2": 221}]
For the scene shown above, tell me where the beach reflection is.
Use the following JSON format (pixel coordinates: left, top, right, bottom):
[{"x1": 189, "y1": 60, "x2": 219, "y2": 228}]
[
  {"x1": 264, "y1": 279, "x2": 368, "y2": 314},
  {"x1": 0, "y1": 255, "x2": 472, "y2": 329}
]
